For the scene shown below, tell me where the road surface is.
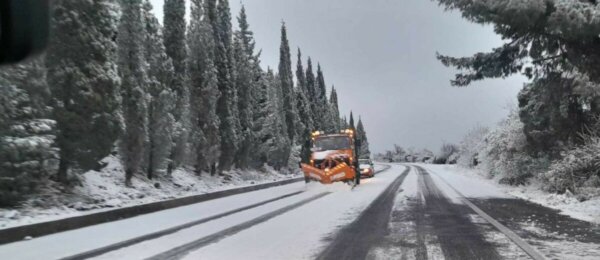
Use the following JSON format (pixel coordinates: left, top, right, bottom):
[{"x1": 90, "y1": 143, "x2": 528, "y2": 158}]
[{"x1": 0, "y1": 164, "x2": 598, "y2": 260}]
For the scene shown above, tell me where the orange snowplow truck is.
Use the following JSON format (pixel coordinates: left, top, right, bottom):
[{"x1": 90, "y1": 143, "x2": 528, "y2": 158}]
[{"x1": 301, "y1": 129, "x2": 361, "y2": 185}]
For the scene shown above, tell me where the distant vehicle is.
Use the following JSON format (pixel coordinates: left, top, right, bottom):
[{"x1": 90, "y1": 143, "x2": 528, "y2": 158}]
[
  {"x1": 358, "y1": 159, "x2": 375, "y2": 178},
  {"x1": 300, "y1": 129, "x2": 361, "y2": 186}
]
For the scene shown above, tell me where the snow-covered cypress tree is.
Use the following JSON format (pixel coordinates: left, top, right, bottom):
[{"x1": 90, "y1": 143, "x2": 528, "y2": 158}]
[
  {"x1": 278, "y1": 23, "x2": 297, "y2": 143},
  {"x1": 263, "y1": 69, "x2": 291, "y2": 169},
  {"x1": 163, "y1": 0, "x2": 190, "y2": 173},
  {"x1": 232, "y1": 5, "x2": 259, "y2": 169},
  {"x1": 46, "y1": 0, "x2": 122, "y2": 183},
  {"x1": 356, "y1": 117, "x2": 371, "y2": 159},
  {"x1": 212, "y1": 0, "x2": 240, "y2": 172},
  {"x1": 340, "y1": 115, "x2": 349, "y2": 129},
  {"x1": 188, "y1": 0, "x2": 221, "y2": 175},
  {"x1": 349, "y1": 111, "x2": 355, "y2": 130},
  {"x1": 143, "y1": 0, "x2": 175, "y2": 179},
  {"x1": 118, "y1": 0, "x2": 149, "y2": 185},
  {"x1": 329, "y1": 85, "x2": 341, "y2": 132},
  {"x1": 315, "y1": 64, "x2": 333, "y2": 132},
  {"x1": 305, "y1": 57, "x2": 319, "y2": 130},
  {"x1": 295, "y1": 49, "x2": 314, "y2": 163}
]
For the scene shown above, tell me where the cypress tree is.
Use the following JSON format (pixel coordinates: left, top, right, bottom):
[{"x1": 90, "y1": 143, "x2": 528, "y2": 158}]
[
  {"x1": 329, "y1": 85, "x2": 341, "y2": 132},
  {"x1": 349, "y1": 111, "x2": 355, "y2": 130},
  {"x1": 118, "y1": 0, "x2": 149, "y2": 185},
  {"x1": 163, "y1": 0, "x2": 190, "y2": 173},
  {"x1": 46, "y1": 0, "x2": 122, "y2": 183},
  {"x1": 315, "y1": 64, "x2": 332, "y2": 132},
  {"x1": 278, "y1": 23, "x2": 297, "y2": 143},
  {"x1": 295, "y1": 49, "x2": 314, "y2": 163},
  {"x1": 211, "y1": 0, "x2": 240, "y2": 172},
  {"x1": 356, "y1": 117, "x2": 371, "y2": 159},
  {"x1": 143, "y1": 0, "x2": 175, "y2": 179},
  {"x1": 305, "y1": 58, "x2": 318, "y2": 130},
  {"x1": 233, "y1": 5, "x2": 259, "y2": 169}
]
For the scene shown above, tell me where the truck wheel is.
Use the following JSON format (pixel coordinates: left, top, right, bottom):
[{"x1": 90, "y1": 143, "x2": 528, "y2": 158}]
[
  {"x1": 304, "y1": 175, "x2": 311, "y2": 183},
  {"x1": 354, "y1": 172, "x2": 360, "y2": 185}
]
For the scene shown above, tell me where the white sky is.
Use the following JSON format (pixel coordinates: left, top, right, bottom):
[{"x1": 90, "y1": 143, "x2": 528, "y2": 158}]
[{"x1": 148, "y1": 0, "x2": 525, "y2": 153}]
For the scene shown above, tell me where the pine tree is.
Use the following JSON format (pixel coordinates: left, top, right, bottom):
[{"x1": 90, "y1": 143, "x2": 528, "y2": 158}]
[
  {"x1": 46, "y1": 0, "x2": 122, "y2": 183},
  {"x1": 278, "y1": 23, "x2": 297, "y2": 144},
  {"x1": 143, "y1": 0, "x2": 175, "y2": 179},
  {"x1": 329, "y1": 85, "x2": 341, "y2": 132},
  {"x1": 436, "y1": 0, "x2": 600, "y2": 85},
  {"x1": 356, "y1": 117, "x2": 371, "y2": 159},
  {"x1": 163, "y1": 0, "x2": 190, "y2": 173},
  {"x1": 349, "y1": 111, "x2": 355, "y2": 130}
]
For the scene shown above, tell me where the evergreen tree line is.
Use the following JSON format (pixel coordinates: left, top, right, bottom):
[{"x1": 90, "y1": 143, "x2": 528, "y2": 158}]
[{"x1": 0, "y1": 0, "x2": 371, "y2": 204}]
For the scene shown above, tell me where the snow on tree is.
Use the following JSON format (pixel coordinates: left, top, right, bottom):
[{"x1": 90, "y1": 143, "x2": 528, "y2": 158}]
[
  {"x1": 188, "y1": 0, "x2": 221, "y2": 175},
  {"x1": 278, "y1": 23, "x2": 298, "y2": 144},
  {"x1": 356, "y1": 117, "x2": 371, "y2": 159},
  {"x1": 210, "y1": 0, "x2": 241, "y2": 172},
  {"x1": 456, "y1": 125, "x2": 489, "y2": 168},
  {"x1": 232, "y1": 5, "x2": 260, "y2": 169},
  {"x1": 163, "y1": 0, "x2": 190, "y2": 173},
  {"x1": 0, "y1": 78, "x2": 56, "y2": 206},
  {"x1": 0, "y1": 58, "x2": 50, "y2": 117},
  {"x1": 118, "y1": 0, "x2": 149, "y2": 185},
  {"x1": 46, "y1": 0, "x2": 122, "y2": 183},
  {"x1": 315, "y1": 64, "x2": 333, "y2": 132},
  {"x1": 305, "y1": 57, "x2": 319, "y2": 129},
  {"x1": 254, "y1": 69, "x2": 290, "y2": 170},
  {"x1": 295, "y1": 49, "x2": 314, "y2": 163},
  {"x1": 329, "y1": 86, "x2": 341, "y2": 132},
  {"x1": 436, "y1": 0, "x2": 600, "y2": 85},
  {"x1": 142, "y1": 0, "x2": 175, "y2": 179}
]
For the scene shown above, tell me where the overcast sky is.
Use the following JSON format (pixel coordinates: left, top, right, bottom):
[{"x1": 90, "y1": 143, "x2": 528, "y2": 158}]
[{"x1": 149, "y1": 0, "x2": 525, "y2": 153}]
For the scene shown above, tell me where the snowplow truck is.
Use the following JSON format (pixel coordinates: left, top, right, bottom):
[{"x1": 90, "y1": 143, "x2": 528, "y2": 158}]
[{"x1": 301, "y1": 129, "x2": 361, "y2": 185}]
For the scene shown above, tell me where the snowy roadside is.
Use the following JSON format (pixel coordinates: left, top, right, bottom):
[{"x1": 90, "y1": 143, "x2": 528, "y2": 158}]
[
  {"x1": 421, "y1": 164, "x2": 600, "y2": 224},
  {"x1": 0, "y1": 156, "x2": 300, "y2": 230}
]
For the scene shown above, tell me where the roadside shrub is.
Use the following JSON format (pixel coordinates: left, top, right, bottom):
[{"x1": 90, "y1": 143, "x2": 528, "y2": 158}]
[
  {"x1": 479, "y1": 109, "x2": 550, "y2": 185},
  {"x1": 541, "y1": 130, "x2": 600, "y2": 199},
  {"x1": 456, "y1": 126, "x2": 489, "y2": 168},
  {"x1": 434, "y1": 143, "x2": 459, "y2": 164}
]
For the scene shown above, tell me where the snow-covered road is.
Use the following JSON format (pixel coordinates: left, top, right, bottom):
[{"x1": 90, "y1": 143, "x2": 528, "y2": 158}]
[{"x1": 1, "y1": 164, "x2": 598, "y2": 260}]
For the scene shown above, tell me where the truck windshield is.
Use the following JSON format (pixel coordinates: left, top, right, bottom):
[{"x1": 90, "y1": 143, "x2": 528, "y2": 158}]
[{"x1": 314, "y1": 136, "x2": 351, "y2": 151}]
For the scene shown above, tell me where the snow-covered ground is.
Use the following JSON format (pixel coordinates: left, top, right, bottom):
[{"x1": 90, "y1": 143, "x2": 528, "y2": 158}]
[
  {"x1": 421, "y1": 164, "x2": 600, "y2": 224},
  {"x1": 0, "y1": 156, "x2": 299, "y2": 230},
  {"x1": 0, "y1": 164, "x2": 405, "y2": 260}
]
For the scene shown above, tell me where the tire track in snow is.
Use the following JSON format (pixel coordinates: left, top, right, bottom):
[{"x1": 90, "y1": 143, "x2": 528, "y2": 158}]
[
  {"x1": 316, "y1": 165, "x2": 411, "y2": 260},
  {"x1": 414, "y1": 165, "x2": 502, "y2": 260},
  {"x1": 144, "y1": 191, "x2": 331, "y2": 260},
  {"x1": 420, "y1": 166, "x2": 547, "y2": 260},
  {"x1": 60, "y1": 190, "x2": 304, "y2": 260}
]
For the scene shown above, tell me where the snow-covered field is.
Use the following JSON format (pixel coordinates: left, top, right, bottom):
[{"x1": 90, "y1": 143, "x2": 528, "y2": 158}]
[
  {"x1": 421, "y1": 164, "x2": 600, "y2": 224},
  {"x1": 0, "y1": 156, "x2": 299, "y2": 230}
]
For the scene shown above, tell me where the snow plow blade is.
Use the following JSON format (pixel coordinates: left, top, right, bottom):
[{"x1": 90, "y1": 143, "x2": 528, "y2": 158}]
[{"x1": 301, "y1": 162, "x2": 355, "y2": 184}]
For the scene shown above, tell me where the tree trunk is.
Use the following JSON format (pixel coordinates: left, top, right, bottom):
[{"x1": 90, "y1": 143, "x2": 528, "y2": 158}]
[
  {"x1": 57, "y1": 157, "x2": 69, "y2": 184},
  {"x1": 125, "y1": 169, "x2": 133, "y2": 187},
  {"x1": 210, "y1": 163, "x2": 216, "y2": 176}
]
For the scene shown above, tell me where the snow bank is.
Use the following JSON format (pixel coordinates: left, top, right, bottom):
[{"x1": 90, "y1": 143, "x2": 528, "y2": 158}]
[{"x1": 0, "y1": 156, "x2": 299, "y2": 230}]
